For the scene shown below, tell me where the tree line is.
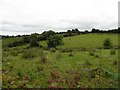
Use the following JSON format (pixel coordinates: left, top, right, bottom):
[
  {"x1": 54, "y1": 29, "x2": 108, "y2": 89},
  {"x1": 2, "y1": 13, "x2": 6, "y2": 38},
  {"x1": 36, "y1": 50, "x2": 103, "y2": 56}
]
[
  {"x1": 6, "y1": 30, "x2": 63, "y2": 48},
  {"x1": 1, "y1": 27, "x2": 120, "y2": 39},
  {"x1": 1, "y1": 27, "x2": 119, "y2": 48}
]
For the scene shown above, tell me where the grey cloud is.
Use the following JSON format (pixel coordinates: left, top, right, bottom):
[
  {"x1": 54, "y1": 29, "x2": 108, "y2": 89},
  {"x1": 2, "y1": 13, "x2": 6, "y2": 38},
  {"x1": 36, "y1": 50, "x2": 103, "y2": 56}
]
[{"x1": 1, "y1": 20, "x2": 118, "y2": 35}]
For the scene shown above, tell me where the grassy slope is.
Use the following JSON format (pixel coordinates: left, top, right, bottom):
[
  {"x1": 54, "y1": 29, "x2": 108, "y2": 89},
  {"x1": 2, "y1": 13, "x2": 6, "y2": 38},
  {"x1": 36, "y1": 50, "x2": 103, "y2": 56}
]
[
  {"x1": 2, "y1": 33, "x2": 119, "y2": 88},
  {"x1": 60, "y1": 34, "x2": 118, "y2": 49},
  {"x1": 40, "y1": 34, "x2": 118, "y2": 49}
]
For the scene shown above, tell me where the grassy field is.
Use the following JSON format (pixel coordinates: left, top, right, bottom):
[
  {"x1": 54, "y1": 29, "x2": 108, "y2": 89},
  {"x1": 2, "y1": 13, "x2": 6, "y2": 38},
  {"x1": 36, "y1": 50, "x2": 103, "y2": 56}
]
[
  {"x1": 41, "y1": 34, "x2": 118, "y2": 49},
  {"x1": 2, "y1": 34, "x2": 119, "y2": 88}
]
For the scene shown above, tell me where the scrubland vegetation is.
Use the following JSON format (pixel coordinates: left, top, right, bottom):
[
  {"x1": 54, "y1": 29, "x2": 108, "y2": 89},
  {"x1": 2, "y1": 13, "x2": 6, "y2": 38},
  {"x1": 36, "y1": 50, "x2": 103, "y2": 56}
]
[{"x1": 1, "y1": 28, "x2": 120, "y2": 88}]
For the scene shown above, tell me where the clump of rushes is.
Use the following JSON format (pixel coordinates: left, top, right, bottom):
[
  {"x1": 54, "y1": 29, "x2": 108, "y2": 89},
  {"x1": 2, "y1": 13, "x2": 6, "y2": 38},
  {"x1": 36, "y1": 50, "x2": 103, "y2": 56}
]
[{"x1": 110, "y1": 49, "x2": 116, "y2": 55}]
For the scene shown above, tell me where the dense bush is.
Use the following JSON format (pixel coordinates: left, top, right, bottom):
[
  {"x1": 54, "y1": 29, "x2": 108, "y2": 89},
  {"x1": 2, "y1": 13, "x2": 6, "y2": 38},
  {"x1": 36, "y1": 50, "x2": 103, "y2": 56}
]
[
  {"x1": 30, "y1": 34, "x2": 39, "y2": 47},
  {"x1": 39, "y1": 30, "x2": 55, "y2": 40},
  {"x1": 47, "y1": 35, "x2": 63, "y2": 48}
]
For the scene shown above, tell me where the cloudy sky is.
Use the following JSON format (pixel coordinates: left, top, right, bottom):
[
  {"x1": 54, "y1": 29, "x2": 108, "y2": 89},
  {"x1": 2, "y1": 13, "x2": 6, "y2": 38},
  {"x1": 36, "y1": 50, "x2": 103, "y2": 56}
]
[{"x1": 0, "y1": 0, "x2": 119, "y2": 35}]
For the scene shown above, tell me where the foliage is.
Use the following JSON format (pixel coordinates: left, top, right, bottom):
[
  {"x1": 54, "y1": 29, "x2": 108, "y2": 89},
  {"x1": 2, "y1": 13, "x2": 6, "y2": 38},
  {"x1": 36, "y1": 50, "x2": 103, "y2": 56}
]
[
  {"x1": 30, "y1": 34, "x2": 39, "y2": 47},
  {"x1": 22, "y1": 35, "x2": 30, "y2": 43},
  {"x1": 47, "y1": 35, "x2": 63, "y2": 48},
  {"x1": 38, "y1": 30, "x2": 55, "y2": 40}
]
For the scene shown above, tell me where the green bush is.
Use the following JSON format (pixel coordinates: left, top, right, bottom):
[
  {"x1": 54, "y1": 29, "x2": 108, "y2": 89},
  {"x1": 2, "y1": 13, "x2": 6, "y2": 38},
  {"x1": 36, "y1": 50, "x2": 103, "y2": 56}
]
[
  {"x1": 30, "y1": 34, "x2": 39, "y2": 47},
  {"x1": 47, "y1": 35, "x2": 63, "y2": 48},
  {"x1": 103, "y1": 38, "x2": 113, "y2": 49}
]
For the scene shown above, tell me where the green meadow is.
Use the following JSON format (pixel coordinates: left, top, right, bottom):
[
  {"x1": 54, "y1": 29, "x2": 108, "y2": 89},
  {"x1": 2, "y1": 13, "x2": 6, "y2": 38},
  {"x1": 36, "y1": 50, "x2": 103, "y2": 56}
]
[{"x1": 2, "y1": 33, "x2": 119, "y2": 88}]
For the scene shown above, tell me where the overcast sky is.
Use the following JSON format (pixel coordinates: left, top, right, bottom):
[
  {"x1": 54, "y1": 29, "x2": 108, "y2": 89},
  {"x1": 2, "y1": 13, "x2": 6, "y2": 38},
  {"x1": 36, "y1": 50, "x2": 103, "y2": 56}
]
[{"x1": 0, "y1": 0, "x2": 119, "y2": 35}]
